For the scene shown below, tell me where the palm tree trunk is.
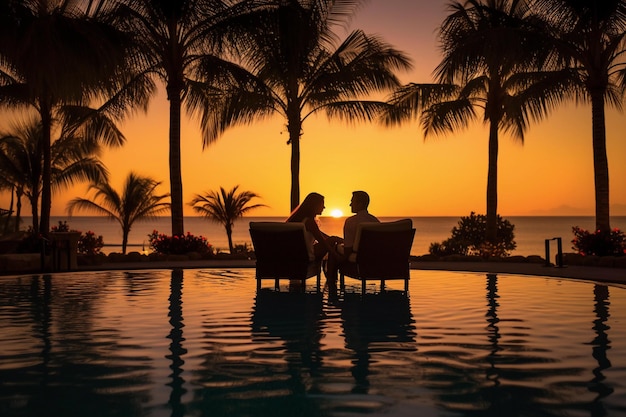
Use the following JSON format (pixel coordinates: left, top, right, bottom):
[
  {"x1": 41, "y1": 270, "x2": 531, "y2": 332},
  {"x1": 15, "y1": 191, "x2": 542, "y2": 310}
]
[
  {"x1": 39, "y1": 106, "x2": 53, "y2": 236},
  {"x1": 226, "y1": 225, "x2": 234, "y2": 253},
  {"x1": 288, "y1": 115, "x2": 301, "y2": 211},
  {"x1": 122, "y1": 227, "x2": 129, "y2": 255},
  {"x1": 485, "y1": 121, "x2": 499, "y2": 244},
  {"x1": 4, "y1": 186, "x2": 14, "y2": 234},
  {"x1": 590, "y1": 89, "x2": 610, "y2": 232},
  {"x1": 30, "y1": 192, "x2": 39, "y2": 233},
  {"x1": 14, "y1": 188, "x2": 22, "y2": 233},
  {"x1": 168, "y1": 84, "x2": 185, "y2": 237}
]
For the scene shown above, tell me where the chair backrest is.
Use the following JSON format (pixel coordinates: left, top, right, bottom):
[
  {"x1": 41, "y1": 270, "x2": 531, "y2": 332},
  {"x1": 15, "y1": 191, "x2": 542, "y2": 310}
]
[
  {"x1": 353, "y1": 219, "x2": 414, "y2": 252},
  {"x1": 249, "y1": 222, "x2": 314, "y2": 263},
  {"x1": 353, "y1": 219, "x2": 415, "y2": 279}
]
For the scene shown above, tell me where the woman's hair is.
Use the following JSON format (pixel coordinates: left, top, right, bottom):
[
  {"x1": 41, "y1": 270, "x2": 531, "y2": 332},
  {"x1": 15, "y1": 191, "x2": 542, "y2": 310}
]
[{"x1": 286, "y1": 192, "x2": 324, "y2": 222}]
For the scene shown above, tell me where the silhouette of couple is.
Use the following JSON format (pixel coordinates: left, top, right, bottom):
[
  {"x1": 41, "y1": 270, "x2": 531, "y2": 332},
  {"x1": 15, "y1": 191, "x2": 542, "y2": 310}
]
[{"x1": 286, "y1": 191, "x2": 379, "y2": 282}]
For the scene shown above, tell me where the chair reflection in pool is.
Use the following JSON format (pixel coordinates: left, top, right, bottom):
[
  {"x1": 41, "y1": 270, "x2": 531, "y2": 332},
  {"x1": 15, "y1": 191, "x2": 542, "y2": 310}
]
[
  {"x1": 341, "y1": 290, "x2": 416, "y2": 392},
  {"x1": 249, "y1": 222, "x2": 322, "y2": 291},
  {"x1": 339, "y1": 219, "x2": 415, "y2": 294}
]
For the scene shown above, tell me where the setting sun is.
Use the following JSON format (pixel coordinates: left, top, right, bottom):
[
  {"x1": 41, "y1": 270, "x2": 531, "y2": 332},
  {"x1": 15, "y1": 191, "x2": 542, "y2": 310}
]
[{"x1": 330, "y1": 209, "x2": 344, "y2": 218}]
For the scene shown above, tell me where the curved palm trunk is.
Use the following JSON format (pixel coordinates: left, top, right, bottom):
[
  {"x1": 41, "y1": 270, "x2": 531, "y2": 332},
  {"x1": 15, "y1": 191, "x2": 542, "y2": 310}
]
[
  {"x1": 590, "y1": 89, "x2": 610, "y2": 232},
  {"x1": 486, "y1": 121, "x2": 499, "y2": 244},
  {"x1": 168, "y1": 84, "x2": 185, "y2": 237},
  {"x1": 39, "y1": 107, "x2": 52, "y2": 236},
  {"x1": 288, "y1": 114, "x2": 302, "y2": 211}
]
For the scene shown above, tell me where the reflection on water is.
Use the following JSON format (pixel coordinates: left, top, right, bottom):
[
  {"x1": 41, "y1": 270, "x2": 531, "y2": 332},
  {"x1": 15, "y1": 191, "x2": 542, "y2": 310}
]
[
  {"x1": 1, "y1": 270, "x2": 626, "y2": 417},
  {"x1": 589, "y1": 284, "x2": 613, "y2": 415},
  {"x1": 340, "y1": 291, "x2": 417, "y2": 393},
  {"x1": 167, "y1": 269, "x2": 186, "y2": 417}
]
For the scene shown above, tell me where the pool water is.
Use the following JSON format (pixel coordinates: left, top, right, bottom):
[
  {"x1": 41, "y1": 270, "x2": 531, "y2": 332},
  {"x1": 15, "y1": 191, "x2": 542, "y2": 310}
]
[{"x1": 1, "y1": 269, "x2": 626, "y2": 417}]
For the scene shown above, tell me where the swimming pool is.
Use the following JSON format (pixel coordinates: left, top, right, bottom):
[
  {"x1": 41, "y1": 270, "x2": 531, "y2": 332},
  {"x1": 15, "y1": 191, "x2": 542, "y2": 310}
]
[{"x1": 1, "y1": 269, "x2": 625, "y2": 417}]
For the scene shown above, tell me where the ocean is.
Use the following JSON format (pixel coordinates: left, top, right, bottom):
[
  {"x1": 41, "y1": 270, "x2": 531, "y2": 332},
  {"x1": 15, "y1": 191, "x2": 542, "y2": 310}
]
[{"x1": 44, "y1": 215, "x2": 626, "y2": 258}]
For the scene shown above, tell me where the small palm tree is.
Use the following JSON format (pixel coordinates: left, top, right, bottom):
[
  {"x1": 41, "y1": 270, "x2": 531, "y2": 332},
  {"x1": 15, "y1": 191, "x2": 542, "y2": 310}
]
[
  {"x1": 67, "y1": 173, "x2": 170, "y2": 254},
  {"x1": 189, "y1": 185, "x2": 265, "y2": 254}
]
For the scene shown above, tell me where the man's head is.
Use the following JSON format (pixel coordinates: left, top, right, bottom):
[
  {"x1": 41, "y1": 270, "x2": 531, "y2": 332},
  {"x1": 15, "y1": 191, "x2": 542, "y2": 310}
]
[{"x1": 350, "y1": 191, "x2": 370, "y2": 213}]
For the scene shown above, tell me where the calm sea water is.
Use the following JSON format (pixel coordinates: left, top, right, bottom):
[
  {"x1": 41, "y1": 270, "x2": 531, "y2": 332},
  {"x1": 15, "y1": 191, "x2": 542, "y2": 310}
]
[
  {"x1": 47, "y1": 215, "x2": 626, "y2": 257},
  {"x1": 1, "y1": 269, "x2": 625, "y2": 417}
]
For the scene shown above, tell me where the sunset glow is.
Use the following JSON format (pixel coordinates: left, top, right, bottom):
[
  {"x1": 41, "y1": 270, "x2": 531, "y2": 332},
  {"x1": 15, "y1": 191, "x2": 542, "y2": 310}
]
[
  {"x1": 1, "y1": 1, "x2": 625, "y2": 219},
  {"x1": 330, "y1": 209, "x2": 344, "y2": 218}
]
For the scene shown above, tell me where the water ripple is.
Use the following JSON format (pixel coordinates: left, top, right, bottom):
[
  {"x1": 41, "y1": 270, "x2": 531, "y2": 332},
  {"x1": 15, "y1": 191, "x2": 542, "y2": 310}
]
[{"x1": 1, "y1": 270, "x2": 625, "y2": 416}]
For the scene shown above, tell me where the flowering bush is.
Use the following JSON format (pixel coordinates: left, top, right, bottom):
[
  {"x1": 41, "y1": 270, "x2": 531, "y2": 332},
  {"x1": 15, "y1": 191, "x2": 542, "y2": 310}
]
[
  {"x1": 571, "y1": 226, "x2": 626, "y2": 257},
  {"x1": 78, "y1": 231, "x2": 104, "y2": 255},
  {"x1": 50, "y1": 221, "x2": 103, "y2": 255},
  {"x1": 148, "y1": 230, "x2": 214, "y2": 256},
  {"x1": 429, "y1": 212, "x2": 516, "y2": 257}
]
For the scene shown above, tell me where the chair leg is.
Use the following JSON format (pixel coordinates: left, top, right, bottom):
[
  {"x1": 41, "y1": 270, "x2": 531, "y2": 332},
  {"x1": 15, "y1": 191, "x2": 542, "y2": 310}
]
[
  {"x1": 404, "y1": 278, "x2": 409, "y2": 293},
  {"x1": 257, "y1": 278, "x2": 261, "y2": 291},
  {"x1": 274, "y1": 278, "x2": 279, "y2": 290},
  {"x1": 381, "y1": 279, "x2": 386, "y2": 292},
  {"x1": 361, "y1": 280, "x2": 366, "y2": 296}
]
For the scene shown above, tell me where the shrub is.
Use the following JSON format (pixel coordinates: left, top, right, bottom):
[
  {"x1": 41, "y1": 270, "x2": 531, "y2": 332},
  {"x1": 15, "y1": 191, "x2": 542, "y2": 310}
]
[
  {"x1": 571, "y1": 227, "x2": 625, "y2": 257},
  {"x1": 148, "y1": 230, "x2": 214, "y2": 256},
  {"x1": 429, "y1": 212, "x2": 516, "y2": 257},
  {"x1": 51, "y1": 220, "x2": 71, "y2": 232},
  {"x1": 78, "y1": 231, "x2": 104, "y2": 255}
]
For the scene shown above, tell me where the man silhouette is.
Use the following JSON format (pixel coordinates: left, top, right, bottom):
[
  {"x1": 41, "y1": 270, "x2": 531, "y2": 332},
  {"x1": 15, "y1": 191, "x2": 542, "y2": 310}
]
[{"x1": 326, "y1": 191, "x2": 379, "y2": 284}]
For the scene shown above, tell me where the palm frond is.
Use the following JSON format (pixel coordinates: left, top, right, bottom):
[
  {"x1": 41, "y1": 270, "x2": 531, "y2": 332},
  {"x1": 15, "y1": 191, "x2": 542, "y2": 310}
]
[
  {"x1": 381, "y1": 83, "x2": 460, "y2": 126},
  {"x1": 313, "y1": 100, "x2": 389, "y2": 123},
  {"x1": 421, "y1": 98, "x2": 476, "y2": 138}
]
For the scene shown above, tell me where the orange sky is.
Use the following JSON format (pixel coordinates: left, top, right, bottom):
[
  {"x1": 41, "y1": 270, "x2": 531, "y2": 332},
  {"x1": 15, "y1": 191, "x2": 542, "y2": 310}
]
[{"x1": 3, "y1": 0, "x2": 626, "y2": 218}]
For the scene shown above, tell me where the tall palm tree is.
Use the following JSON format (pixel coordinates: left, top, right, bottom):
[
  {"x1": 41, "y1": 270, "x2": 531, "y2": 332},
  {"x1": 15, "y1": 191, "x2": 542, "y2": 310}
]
[
  {"x1": 384, "y1": 0, "x2": 567, "y2": 244},
  {"x1": 67, "y1": 172, "x2": 170, "y2": 254},
  {"x1": 189, "y1": 185, "x2": 265, "y2": 253},
  {"x1": 0, "y1": 0, "x2": 138, "y2": 235},
  {"x1": 532, "y1": 0, "x2": 626, "y2": 233},
  {"x1": 114, "y1": 0, "x2": 265, "y2": 236},
  {"x1": 0, "y1": 117, "x2": 109, "y2": 232},
  {"x1": 208, "y1": 0, "x2": 412, "y2": 210}
]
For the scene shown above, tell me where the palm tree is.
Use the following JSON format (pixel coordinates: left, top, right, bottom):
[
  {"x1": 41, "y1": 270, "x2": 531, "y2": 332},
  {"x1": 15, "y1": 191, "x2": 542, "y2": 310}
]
[
  {"x1": 0, "y1": 0, "x2": 137, "y2": 235},
  {"x1": 209, "y1": 0, "x2": 412, "y2": 210},
  {"x1": 189, "y1": 185, "x2": 265, "y2": 253},
  {"x1": 114, "y1": 0, "x2": 265, "y2": 236},
  {"x1": 383, "y1": 0, "x2": 567, "y2": 244},
  {"x1": 532, "y1": 0, "x2": 626, "y2": 233},
  {"x1": 67, "y1": 172, "x2": 170, "y2": 254},
  {"x1": 0, "y1": 117, "x2": 109, "y2": 232}
]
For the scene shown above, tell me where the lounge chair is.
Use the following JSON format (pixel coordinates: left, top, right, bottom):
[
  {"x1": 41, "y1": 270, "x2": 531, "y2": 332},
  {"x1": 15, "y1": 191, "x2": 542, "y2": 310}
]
[
  {"x1": 339, "y1": 219, "x2": 415, "y2": 294},
  {"x1": 249, "y1": 222, "x2": 322, "y2": 291}
]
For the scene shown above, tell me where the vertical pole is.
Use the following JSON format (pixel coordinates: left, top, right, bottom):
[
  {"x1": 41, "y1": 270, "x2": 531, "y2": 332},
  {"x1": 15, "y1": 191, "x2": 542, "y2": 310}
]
[
  {"x1": 544, "y1": 239, "x2": 551, "y2": 267},
  {"x1": 556, "y1": 237, "x2": 563, "y2": 268}
]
